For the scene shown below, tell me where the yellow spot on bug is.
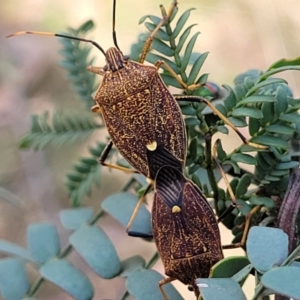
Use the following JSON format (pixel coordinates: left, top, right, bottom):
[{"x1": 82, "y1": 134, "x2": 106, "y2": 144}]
[
  {"x1": 146, "y1": 141, "x2": 157, "y2": 151},
  {"x1": 172, "y1": 206, "x2": 181, "y2": 213},
  {"x1": 146, "y1": 178, "x2": 153, "y2": 185}
]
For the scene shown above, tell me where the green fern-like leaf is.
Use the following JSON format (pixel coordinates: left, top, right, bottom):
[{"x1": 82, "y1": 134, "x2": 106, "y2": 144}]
[
  {"x1": 138, "y1": 7, "x2": 207, "y2": 93},
  {"x1": 58, "y1": 20, "x2": 98, "y2": 110},
  {"x1": 66, "y1": 142, "x2": 107, "y2": 207},
  {"x1": 19, "y1": 111, "x2": 102, "y2": 150}
]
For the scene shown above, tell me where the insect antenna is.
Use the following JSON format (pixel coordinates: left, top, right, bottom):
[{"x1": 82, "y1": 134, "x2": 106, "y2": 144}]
[
  {"x1": 112, "y1": 0, "x2": 121, "y2": 51},
  {"x1": 6, "y1": 31, "x2": 106, "y2": 57}
]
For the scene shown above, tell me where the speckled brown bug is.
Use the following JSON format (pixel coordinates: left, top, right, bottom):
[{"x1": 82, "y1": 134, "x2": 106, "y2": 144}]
[
  {"x1": 147, "y1": 145, "x2": 223, "y2": 299},
  {"x1": 7, "y1": 0, "x2": 257, "y2": 181}
]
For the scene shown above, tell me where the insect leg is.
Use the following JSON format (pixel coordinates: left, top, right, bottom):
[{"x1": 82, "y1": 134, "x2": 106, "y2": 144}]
[
  {"x1": 158, "y1": 277, "x2": 176, "y2": 300},
  {"x1": 212, "y1": 140, "x2": 262, "y2": 248},
  {"x1": 86, "y1": 66, "x2": 105, "y2": 76},
  {"x1": 99, "y1": 140, "x2": 139, "y2": 174},
  {"x1": 91, "y1": 104, "x2": 102, "y2": 113},
  {"x1": 155, "y1": 60, "x2": 201, "y2": 90},
  {"x1": 126, "y1": 183, "x2": 153, "y2": 238},
  {"x1": 139, "y1": 0, "x2": 178, "y2": 64},
  {"x1": 212, "y1": 140, "x2": 237, "y2": 210},
  {"x1": 175, "y1": 95, "x2": 268, "y2": 150},
  {"x1": 222, "y1": 205, "x2": 261, "y2": 249}
]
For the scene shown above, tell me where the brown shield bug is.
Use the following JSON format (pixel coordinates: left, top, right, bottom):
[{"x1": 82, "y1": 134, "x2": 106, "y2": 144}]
[
  {"x1": 147, "y1": 145, "x2": 223, "y2": 299},
  {"x1": 7, "y1": 0, "x2": 188, "y2": 180},
  {"x1": 7, "y1": 0, "x2": 261, "y2": 181}
]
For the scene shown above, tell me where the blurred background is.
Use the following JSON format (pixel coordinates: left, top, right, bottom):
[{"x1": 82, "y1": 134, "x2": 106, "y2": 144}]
[{"x1": 1, "y1": 0, "x2": 300, "y2": 299}]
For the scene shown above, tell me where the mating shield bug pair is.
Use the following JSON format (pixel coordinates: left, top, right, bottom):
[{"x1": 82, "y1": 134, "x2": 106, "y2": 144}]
[{"x1": 7, "y1": 0, "x2": 264, "y2": 298}]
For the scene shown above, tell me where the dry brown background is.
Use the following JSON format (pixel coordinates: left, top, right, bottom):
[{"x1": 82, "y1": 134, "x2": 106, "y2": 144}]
[{"x1": 1, "y1": 0, "x2": 300, "y2": 299}]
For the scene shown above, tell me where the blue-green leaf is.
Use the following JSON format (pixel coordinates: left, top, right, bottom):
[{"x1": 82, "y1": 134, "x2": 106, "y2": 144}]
[
  {"x1": 279, "y1": 113, "x2": 300, "y2": 123},
  {"x1": 237, "y1": 95, "x2": 275, "y2": 106},
  {"x1": 172, "y1": 8, "x2": 195, "y2": 39},
  {"x1": 248, "y1": 78, "x2": 287, "y2": 94},
  {"x1": 40, "y1": 259, "x2": 94, "y2": 300},
  {"x1": 119, "y1": 255, "x2": 146, "y2": 277},
  {"x1": 270, "y1": 169, "x2": 289, "y2": 177},
  {"x1": 151, "y1": 39, "x2": 173, "y2": 57},
  {"x1": 259, "y1": 151, "x2": 277, "y2": 166},
  {"x1": 223, "y1": 85, "x2": 237, "y2": 110},
  {"x1": 70, "y1": 225, "x2": 121, "y2": 278},
  {"x1": 27, "y1": 223, "x2": 60, "y2": 264},
  {"x1": 216, "y1": 141, "x2": 227, "y2": 161},
  {"x1": 181, "y1": 105, "x2": 196, "y2": 116},
  {"x1": 275, "y1": 86, "x2": 289, "y2": 115},
  {"x1": 234, "y1": 83, "x2": 248, "y2": 100},
  {"x1": 236, "y1": 199, "x2": 252, "y2": 216},
  {"x1": 187, "y1": 52, "x2": 209, "y2": 85},
  {"x1": 176, "y1": 24, "x2": 197, "y2": 54},
  {"x1": 144, "y1": 23, "x2": 170, "y2": 41},
  {"x1": 196, "y1": 73, "x2": 209, "y2": 85},
  {"x1": 210, "y1": 256, "x2": 250, "y2": 280},
  {"x1": 222, "y1": 160, "x2": 241, "y2": 174},
  {"x1": 196, "y1": 278, "x2": 246, "y2": 300},
  {"x1": 0, "y1": 259, "x2": 29, "y2": 300},
  {"x1": 265, "y1": 124, "x2": 295, "y2": 135},
  {"x1": 248, "y1": 117, "x2": 260, "y2": 137},
  {"x1": 268, "y1": 57, "x2": 300, "y2": 69},
  {"x1": 251, "y1": 135, "x2": 288, "y2": 149},
  {"x1": 231, "y1": 153, "x2": 256, "y2": 165},
  {"x1": 185, "y1": 117, "x2": 200, "y2": 126},
  {"x1": 0, "y1": 241, "x2": 33, "y2": 262},
  {"x1": 146, "y1": 53, "x2": 179, "y2": 73},
  {"x1": 126, "y1": 269, "x2": 184, "y2": 300},
  {"x1": 227, "y1": 116, "x2": 247, "y2": 127},
  {"x1": 101, "y1": 192, "x2": 152, "y2": 237},
  {"x1": 247, "y1": 227, "x2": 288, "y2": 273},
  {"x1": 181, "y1": 32, "x2": 200, "y2": 71},
  {"x1": 160, "y1": 73, "x2": 182, "y2": 89},
  {"x1": 276, "y1": 161, "x2": 299, "y2": 170},
  {"x1": 217, "y1": 125, "x2": 229, "y2": 135},
  {"x1": 232, "y1": 107, "x2": 263, "y2": 119},
  {"x1": 78, "y1": 20, "x2": 94, "y2": 33},
  {"x1": 264, "y1": 175, "x2": 281, "y2": 182},
  {"x1": 261, "y1": 102, "x2": 275, "y2": 126},
  {"x1": 215, "y1": 103, "x2": 227, "y2": 116},
  {"x1": 60, "y1": 208, "x2": 93, "y2": 230},
  {"x1": 235, "y1": 174, "x2": 251, "y2": 197},
  {"x1": 248, "y1": 197, "x2": 275, "y2": 208},
  {"x1": 231, "y1": 264, "x2": 253, "y2": 284},
  {"x1": 261, "y1": 266, "x2": 300, "y2": 299}
]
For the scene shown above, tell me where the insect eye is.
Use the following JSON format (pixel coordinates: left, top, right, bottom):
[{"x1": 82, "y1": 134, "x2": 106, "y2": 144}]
[
  {"x1": 123, "y1": 55, "x2": 130, "y2": 61},
  {"x1": 103, "y1": 65, "x2": 108, "y2": 71}
]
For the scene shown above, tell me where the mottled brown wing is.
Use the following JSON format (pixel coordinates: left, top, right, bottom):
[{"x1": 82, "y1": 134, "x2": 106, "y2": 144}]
[
  {"x1": 151, "y1": 73, "x2": 186, "y2": 165},
  {"x1": 152, "y1": 165, "x2": 223, "y2": 286},
  {"x1": 95, "y1": 61, "x2": 186, "y2": 178},
  {"x1": 98, "y1": 63, "x2": 156, "y2": 176}
]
